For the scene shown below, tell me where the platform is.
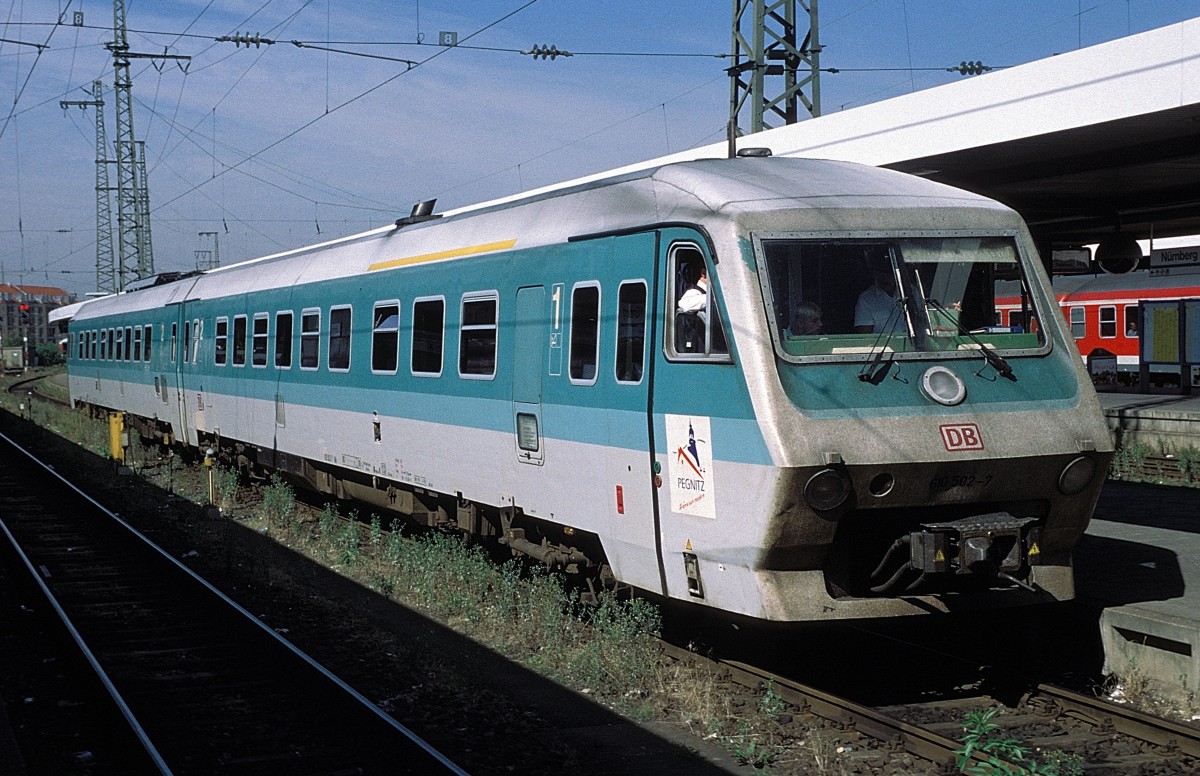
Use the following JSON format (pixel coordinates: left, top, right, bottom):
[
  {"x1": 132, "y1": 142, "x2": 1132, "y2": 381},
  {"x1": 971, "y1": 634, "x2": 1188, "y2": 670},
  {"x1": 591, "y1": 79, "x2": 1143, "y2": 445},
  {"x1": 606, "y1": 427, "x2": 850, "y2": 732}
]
[
  {"x1": 1074, "y1": 479, "x2": 1200, "y2": 695},
  {"x1": 1098, "y1": 391, "x2": 1200, "y2": 454}
]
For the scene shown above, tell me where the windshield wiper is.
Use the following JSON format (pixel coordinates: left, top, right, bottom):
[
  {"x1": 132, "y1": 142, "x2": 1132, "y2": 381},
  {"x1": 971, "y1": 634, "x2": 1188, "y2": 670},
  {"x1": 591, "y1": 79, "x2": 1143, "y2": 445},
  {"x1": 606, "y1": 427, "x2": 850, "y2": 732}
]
[
  {"x1": 926, "y1": 298, "x2": 1015, "y2": 381},
  {"x1": 858, "y1": 300, "x2": 905, "y2": 384}
]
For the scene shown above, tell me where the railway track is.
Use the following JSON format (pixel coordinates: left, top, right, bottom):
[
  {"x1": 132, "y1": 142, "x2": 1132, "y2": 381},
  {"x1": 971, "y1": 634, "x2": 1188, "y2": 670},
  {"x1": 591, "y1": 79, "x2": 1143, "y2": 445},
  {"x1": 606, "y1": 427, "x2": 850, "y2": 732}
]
[
  {"x1": 662, "y1": 637, "x2": 1200, "y2": 774},
  {"x1": 4, "y1": 372, "x2": 70, "y2": 413},
  {"x1": 0, "y1": 431, "x2": 466, "y2": 776},
  {"x1": 8, "y1": 369, "x2": 1198, "y2": 773}
]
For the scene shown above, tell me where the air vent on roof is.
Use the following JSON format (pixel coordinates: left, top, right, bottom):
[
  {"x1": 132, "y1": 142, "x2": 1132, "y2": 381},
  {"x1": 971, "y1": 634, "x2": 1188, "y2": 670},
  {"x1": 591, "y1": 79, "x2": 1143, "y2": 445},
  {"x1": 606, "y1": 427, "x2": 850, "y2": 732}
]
[
  {"x1": 736, "y1": 147, "x2": 772, "y2": 158},
  {"x1": 395, "y1": 199, "x2": 442, "y2": 229}
]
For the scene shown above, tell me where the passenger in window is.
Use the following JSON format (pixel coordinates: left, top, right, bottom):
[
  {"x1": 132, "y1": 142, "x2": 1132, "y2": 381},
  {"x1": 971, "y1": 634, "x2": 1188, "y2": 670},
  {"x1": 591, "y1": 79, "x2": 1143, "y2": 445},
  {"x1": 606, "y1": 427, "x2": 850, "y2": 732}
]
[
  {"x1": 854, "y1": 257, "x2": 902, "y2": 334},
  {"x1": 1126, "y1": 319, "x2": 1138, "y2": 337},
  {"x1": 676, "y1": 262, "x2": 709, "y2": 353},
  {"x1": 786, "y1": 302, "x2": 822, "y2": 337},
  {"x1": 677, "y1": 263, "x2": 709, "y2": 322}
]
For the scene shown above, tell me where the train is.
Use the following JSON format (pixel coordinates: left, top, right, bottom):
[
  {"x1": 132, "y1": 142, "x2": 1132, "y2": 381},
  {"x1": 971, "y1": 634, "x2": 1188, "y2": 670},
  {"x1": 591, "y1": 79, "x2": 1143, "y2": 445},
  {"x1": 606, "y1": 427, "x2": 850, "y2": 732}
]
[
  {"x1": 997, "y1": 270, "x2": 1200, "y2": 387},
  {"x1": 60, "y1": 154, "x2": 1114, "y2": 622}
]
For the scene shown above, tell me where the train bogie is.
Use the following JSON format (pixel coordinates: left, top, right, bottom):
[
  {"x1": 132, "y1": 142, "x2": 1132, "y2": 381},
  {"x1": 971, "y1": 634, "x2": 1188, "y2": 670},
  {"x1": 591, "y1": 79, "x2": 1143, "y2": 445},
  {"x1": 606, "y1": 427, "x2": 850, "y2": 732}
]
[{"x1": 64, "y1": 156, "x2": 1114, "y2": 622}]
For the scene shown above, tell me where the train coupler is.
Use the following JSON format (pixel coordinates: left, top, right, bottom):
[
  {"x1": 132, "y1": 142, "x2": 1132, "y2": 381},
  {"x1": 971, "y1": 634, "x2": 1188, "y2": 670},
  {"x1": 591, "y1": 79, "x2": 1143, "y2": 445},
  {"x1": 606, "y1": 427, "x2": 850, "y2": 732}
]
[{"x1": 912, "y1": 512, "x2": 1038, "y2": 576}]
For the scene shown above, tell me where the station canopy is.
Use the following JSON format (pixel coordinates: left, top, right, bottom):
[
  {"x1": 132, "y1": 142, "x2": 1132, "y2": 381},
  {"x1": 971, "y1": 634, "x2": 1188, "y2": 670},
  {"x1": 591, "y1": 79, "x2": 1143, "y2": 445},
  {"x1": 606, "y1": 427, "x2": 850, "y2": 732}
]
[
  {"x1": 488, "y1": 17, "x2": 1200, "y2": 258},
  {"x1": 757, "y1": 16, "x2": 1200, "y2": 252}
]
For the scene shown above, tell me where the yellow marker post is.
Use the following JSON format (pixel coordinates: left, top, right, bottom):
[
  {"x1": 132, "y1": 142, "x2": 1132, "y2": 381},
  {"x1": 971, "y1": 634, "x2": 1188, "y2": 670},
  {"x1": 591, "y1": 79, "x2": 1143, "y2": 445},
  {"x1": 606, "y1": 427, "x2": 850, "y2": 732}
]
[{"x1": 108, "y1": 412, "x2": 125, "y2": 463}]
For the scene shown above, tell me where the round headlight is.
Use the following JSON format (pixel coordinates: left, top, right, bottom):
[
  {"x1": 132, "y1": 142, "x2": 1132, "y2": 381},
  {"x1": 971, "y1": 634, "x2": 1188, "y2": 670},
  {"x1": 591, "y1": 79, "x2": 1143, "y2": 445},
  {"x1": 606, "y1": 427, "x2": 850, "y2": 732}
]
[
  {"x1": 804, "y1": 468, "x2": 851, "y2": 511},
  {"x1": 1058, "y1": 455, "x2": 1097, "y2": 495},
  {"x1": 921, "y1": 365, "x2": 966, "y2": 406}
]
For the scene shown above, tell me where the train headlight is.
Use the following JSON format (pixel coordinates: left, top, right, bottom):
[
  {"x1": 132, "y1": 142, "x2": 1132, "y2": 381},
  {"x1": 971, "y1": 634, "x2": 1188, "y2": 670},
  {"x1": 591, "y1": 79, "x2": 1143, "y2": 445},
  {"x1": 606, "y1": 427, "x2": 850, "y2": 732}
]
[
  {"x1": 1057, "y1": 455, "x2": 1097, "y2": 495},
  {"x1": 921, "y1": 366, "x2": 966, "y2": 406},
  {"x1": 804, "y1": 468, "x2": 851, "y2": 511}
]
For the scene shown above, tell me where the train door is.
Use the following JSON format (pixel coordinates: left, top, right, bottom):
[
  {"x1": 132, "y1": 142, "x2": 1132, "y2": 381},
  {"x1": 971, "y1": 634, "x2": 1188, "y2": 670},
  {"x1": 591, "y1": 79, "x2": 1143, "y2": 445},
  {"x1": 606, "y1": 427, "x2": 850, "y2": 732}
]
[
  {"x1": 649, "y1": 233, "x2": 734, "y2": 601},
  {"x1": 170, "y1": 302, "x2": 193, "y2": 446},
  {"x1": 512, "y1": 286, "x2": 545, "y2": 465},
  {"x1": 601, "y1": 232, "x2": 667, "y2": 596}
]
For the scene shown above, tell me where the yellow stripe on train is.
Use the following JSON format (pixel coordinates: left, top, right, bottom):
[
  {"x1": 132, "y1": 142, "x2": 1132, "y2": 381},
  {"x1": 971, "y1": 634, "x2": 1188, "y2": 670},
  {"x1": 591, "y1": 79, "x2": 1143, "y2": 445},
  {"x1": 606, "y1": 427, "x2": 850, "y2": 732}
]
[{"x1": 368, "y1": 238, "x2": 517, "y2": 272}]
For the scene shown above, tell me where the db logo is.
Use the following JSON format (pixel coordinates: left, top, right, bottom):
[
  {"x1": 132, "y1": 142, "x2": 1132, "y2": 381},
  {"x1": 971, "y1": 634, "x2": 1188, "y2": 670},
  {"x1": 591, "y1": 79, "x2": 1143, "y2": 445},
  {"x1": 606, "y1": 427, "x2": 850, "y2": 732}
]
[{"x1": 940, "y1": 423, "x2": 984, "y2": 451}]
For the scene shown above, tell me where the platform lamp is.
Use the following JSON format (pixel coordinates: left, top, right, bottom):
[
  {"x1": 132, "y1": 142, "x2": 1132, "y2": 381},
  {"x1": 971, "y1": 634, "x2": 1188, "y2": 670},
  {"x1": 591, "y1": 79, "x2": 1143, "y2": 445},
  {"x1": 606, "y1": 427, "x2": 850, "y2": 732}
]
[{"x1": 1095, "y1": 224, "x2": 1143, "y2": 275}]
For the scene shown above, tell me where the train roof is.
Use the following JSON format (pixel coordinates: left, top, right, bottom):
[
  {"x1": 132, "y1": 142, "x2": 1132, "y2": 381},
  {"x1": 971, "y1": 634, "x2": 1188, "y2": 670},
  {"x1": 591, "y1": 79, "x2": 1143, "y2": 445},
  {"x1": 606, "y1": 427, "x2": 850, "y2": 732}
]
[
  {"x1": 72, "y1": 156, "x2": 1021, "y2": 319},
  {"x1": 48, "y1": 299, "x2": 90, "y2": 325},
  {"x1": 1052, "y1": 269, "x2": 1200, "y2": 300}
]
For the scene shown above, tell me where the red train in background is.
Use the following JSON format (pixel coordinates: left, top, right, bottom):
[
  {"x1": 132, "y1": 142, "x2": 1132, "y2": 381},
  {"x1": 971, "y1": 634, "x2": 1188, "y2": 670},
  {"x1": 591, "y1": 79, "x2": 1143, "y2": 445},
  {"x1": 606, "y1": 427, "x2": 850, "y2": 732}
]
[{"x1": 997, "y1": 270, "x2": 1200, "y2": 387}]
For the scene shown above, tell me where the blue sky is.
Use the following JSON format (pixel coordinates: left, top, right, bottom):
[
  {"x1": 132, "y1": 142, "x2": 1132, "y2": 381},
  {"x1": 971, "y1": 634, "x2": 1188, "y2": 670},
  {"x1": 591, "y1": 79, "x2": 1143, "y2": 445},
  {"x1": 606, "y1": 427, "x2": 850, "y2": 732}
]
[{"x1": 2, "y1": 0, "x2": 1198, "y2": 296}]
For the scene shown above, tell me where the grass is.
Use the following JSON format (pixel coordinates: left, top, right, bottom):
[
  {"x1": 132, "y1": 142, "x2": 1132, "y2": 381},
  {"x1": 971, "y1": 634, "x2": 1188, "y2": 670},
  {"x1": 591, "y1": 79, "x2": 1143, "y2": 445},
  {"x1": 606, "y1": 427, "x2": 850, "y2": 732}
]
[
  {"x1": 1103, "y1": 656, "x2": 1200, "y2": 724},
  {"x1": 1109, "y1": 439, "x2": 1200, "y2": 488}
]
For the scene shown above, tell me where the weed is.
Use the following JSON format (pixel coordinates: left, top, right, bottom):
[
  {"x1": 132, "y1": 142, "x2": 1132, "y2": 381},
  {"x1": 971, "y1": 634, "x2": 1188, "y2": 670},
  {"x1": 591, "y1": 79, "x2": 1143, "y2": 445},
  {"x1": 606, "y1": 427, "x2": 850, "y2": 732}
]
[
  {"x1": 368, "y1": 514, "x2": 382, "y2": 550},
  {"x1": 1176, "y1": 446, "x2": 1200, "y2": 483},
  {"x1": 213, "y1": 465, "x2": 239, "y2": 512},
  {"x1": 259, "y1": 475, "x2": 296, "y2": 530},
  {"x1": 337, "y1": 519, "x2": 360, "y2": 567},
  {"x1": 956, "y1": 707, "x2": 1059, "y2": 775},
  {"x1": 759, "y1": 679, "x2": 786, "y2": 718},
  {"x1": 731, "y1": 737, "x2": 779, "y2": 771},
  {"x1": 318, "y1": 503, "x2": 339, "y2": 542},
  {"x1": 382, "y1": 519, "x2": 405, "y2": 568}
]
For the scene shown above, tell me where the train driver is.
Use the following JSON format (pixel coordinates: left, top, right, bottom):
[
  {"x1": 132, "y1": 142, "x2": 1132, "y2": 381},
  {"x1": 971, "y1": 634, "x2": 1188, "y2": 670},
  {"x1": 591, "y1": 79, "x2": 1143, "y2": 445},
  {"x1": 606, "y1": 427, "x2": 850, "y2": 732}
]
[{"x1": 854, "y1": 256, "x2": 903, "y2": 334}]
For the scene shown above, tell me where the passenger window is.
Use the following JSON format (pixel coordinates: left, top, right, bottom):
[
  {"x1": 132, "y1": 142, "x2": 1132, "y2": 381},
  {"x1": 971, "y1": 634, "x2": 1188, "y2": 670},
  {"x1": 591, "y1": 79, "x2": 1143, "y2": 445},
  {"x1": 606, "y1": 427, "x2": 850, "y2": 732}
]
[
  {"x1": 192, "y1": 319, "x2": 202, "y2": 364},
  {"x1": 412, "y1": 297, "x2": 444, "y2": 376},
  {"x1": 616, "y1": 281, "x2": 646, "y2": 383},
  {"x1": 144, "y1": 325, "x2": 153, "y2": 361},
  {"x1": 301, "y1": 309, "x2": 321, "y2": 369},
  {"x1": 116, "y1": 328, "x2": 125, "y2": 361},
  {"x1": 1099, "y1": 306, "x2": 1116, "y2": 338},
  {"x1": 569, "y1": 283, "x2": 600, "y2": 384},
  {"x1": 215, "y1": 318, "x2": 228, "y2": 365},
  {"x1": 372, "y1": 302, "x2": 400, "y2": 373},
  {"x1": 170, "y1": 323, "x2": 177, "y2": 363},
  {"x1": 275, "y1": 312, "x2": 293, "y2": 368},
  {"x1": 252, "y1": 314, "x2": 269, "y2": 367},
  {"x1": 1070, "y1": 307, "x2": 1085, "y2": 339},
  {"x1": 133, "y1": 326, "x2": 143, "y2": 361},
  {"x1": 669, "y1": 244, "x2": 729, "y2": 359},
  {"x1": 233, "y1": 315, "x2": 248, "y2": 366},
  {"x1": 1124, "y1": 305, "x2": 1139, "y2": 338},
  {"x1": 126, "y1": 327, "x2": 134, "y2": 361},
  {"x1": 459, "y1": 293, "x2": 498, "y2": 378},
  {"x1": 329, "y1": 306, "x2": 352, "y2": 372}
]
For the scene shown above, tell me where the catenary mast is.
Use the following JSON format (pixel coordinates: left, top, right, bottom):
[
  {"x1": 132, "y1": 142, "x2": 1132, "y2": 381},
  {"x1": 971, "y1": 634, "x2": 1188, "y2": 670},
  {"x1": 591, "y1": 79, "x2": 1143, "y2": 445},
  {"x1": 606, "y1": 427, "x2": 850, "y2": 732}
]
[
  {"x1": 728, "y1": 0, "x2": 821, "y2": 153},
  {"x1": 60, "y1": 80, "x2": 117, "y2": 294}
]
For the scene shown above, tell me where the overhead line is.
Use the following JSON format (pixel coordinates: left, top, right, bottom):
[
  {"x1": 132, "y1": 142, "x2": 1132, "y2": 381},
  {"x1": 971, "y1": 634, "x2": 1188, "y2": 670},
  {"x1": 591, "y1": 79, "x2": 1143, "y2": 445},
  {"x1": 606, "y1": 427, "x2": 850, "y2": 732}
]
[{"x1": 152, "y1": 0, "x2": 544, "y2": 215}]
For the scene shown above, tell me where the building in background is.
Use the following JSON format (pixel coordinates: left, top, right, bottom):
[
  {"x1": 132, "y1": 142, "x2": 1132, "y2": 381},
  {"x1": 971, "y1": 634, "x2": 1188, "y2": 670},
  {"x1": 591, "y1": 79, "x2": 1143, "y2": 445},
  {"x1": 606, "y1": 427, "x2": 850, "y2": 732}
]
[{"x1": 1, "y1": 284, "x2": 77, "y2": 349}]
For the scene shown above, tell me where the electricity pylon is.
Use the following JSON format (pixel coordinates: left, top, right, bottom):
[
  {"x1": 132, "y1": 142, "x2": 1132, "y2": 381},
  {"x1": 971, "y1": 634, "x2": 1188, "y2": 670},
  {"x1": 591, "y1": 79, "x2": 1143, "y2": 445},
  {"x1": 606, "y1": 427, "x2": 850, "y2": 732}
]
[
  {"x1": 106, "y1": 0, "x2": 188, "y2": 290},
  {"x1": 60, "y1": 80, "x2": 118, "y2": 294},
  {"x1": 728, "y1": 0, "x2": 821, "y2": 151}
]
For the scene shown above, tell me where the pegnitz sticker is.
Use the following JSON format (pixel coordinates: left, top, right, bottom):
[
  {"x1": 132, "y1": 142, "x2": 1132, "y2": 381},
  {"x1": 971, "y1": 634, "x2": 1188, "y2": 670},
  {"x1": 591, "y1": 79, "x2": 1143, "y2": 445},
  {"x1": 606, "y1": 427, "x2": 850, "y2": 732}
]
[{"x1": 666, "y1": 414, "x2": 716, "y2": 519}]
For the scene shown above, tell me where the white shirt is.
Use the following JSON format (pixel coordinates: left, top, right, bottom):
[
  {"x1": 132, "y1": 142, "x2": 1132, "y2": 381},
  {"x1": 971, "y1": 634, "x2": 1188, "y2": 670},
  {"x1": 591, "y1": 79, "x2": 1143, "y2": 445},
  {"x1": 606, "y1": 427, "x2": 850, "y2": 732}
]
[
  {"x1": 678, "y1": 280, "x2": 708, "y2": 322},
  {"x1": 854, "y1": 285, "x2": 902, "y2": 333}
]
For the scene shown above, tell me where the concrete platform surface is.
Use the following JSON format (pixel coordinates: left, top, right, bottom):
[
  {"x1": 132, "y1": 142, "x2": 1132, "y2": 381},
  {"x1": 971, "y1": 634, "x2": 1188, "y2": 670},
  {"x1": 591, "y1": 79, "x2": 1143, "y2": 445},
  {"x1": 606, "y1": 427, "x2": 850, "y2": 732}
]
[{"x1": 1075, "y1": 479, "x2": 1200, "y2": 692}]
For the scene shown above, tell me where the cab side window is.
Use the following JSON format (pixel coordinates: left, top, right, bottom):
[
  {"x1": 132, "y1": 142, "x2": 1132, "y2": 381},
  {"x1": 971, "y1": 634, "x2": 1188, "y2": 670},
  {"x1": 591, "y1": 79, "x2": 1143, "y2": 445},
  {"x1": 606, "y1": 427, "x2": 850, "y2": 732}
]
[{"x1": 668, "y1": 243, "x2": 729, "y2": 360}]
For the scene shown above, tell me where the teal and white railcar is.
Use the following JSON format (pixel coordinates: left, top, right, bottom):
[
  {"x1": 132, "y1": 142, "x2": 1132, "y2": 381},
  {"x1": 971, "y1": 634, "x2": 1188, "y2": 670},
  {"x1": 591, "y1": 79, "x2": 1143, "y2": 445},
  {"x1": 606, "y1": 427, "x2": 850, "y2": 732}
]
[{"x1": 65, "y1": 156, "x2": 1113, "y2": 621}]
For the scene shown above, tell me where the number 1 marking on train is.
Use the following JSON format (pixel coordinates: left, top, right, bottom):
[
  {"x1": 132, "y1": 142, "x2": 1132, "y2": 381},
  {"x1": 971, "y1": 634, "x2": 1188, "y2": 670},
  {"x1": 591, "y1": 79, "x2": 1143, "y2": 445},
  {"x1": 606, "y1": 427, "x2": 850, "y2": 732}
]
[{"x1": 551, "y1": 285, "x2": 562, "y2": 331}]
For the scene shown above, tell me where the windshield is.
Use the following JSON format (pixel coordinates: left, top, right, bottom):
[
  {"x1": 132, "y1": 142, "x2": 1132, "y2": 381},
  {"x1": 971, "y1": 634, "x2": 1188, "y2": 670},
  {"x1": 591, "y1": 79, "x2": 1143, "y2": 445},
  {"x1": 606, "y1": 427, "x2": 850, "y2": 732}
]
[{"x1": 757, "y1": 235, "x2": 1046, "y2": 361}]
